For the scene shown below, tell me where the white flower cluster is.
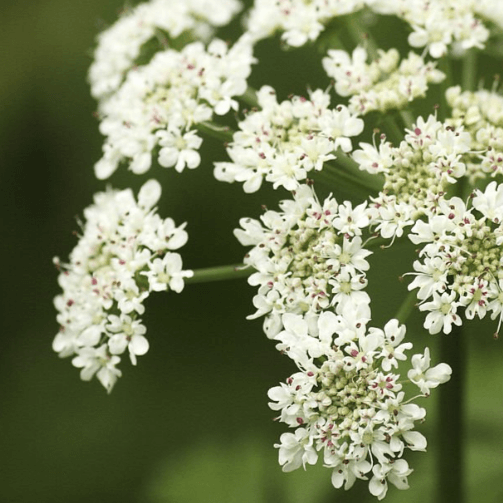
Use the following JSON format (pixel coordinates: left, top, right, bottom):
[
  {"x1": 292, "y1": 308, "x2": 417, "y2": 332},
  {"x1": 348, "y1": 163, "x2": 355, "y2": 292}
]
[
  {"x1": 245, "y1": 0, "x2": 502, "y2": 56},
  {"x1": 407, "y1": 182, "x2": 503, "y2": 335},
  {"x1": 53, "y1": 180, "x2": 193, "y2": 392},
  {"x1": 94, "y1": 36, "x2": 255, "y2": 179},
  {"x1": 366, "y1": 0, "x2": 490, "y2": 57},
  {"x1": 58, "y1": 0, "x2": 499, "y2": 496},
  {"x1": 235, "y1": 185, "x2": 371, "y2": 338},
  {"x1": 269, "y1": 308, "x2": 452, "y2": 500},
  {"x1": 474, "y1": 0, "x2": 503, "y2": 32},
  {"x1": 89, "y1": 0, "x2": 242, "y2": 102},
  {"x1": 246, "y1": 0, "x2": 364, "y2": 47},
  {"x1": 323, "y1": 47, "x2": 444, "y2": 115},
  {"x1": 214, "y1": 86, "x2": 364, "y2": 192},
  {"x1": 353, "y1": 115, "x2": 472, "y2": 239},
  {"x1": 446, "y1": 86, "x2": 503, "y2": 183}
]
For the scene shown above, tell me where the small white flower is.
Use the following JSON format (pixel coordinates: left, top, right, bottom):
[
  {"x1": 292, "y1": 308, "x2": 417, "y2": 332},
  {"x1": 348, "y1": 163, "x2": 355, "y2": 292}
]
[
  {"x1": 157, "y1": 128, "x2": 203, "y2": 172},
  {"x1": 377, "y1": 319, "x2": 412, "y2": 371},
  {"x1": 420, "y1": 292, "x2": 462, "y2": 335},
  {"x1": 276, "y1": 428, "x2": 318, "y2": 472},
  {"x1": 369, "y1": 459, "x2": 412, "y2": 500},
  {"x1": 215, "y1": 86, "x2": 364, "y2": 192},
  {"x1": 107, "y1": 314, "x2": 149, "y2": 365},
  {"x1": 408, "y1": 348, "x2": 452, "y2": 395},
  {"x1": 143, "y1": 252, "x2": 193, "y2": 293}
]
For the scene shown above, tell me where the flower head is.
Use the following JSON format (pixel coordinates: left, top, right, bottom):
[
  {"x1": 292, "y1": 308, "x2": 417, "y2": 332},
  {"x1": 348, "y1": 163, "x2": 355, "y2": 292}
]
[
  {"x1": 53, "y1": 180, "x2": 192, "y2": 391},
  {"x1": 235, "y1": 184, "x2": 372, "y2": 336},
  {"x1": 269, "y1": 309, "x2": 451, "y2": 499}
]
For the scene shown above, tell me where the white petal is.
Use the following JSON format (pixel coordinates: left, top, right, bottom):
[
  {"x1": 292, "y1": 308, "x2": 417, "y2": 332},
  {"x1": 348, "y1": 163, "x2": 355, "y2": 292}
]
[
  {"x1": 138, "y1": 179, "x2": 161, "y2": 209},
  {"x1": 130, "y1": 334, "x2": 149, "y2": 356}
]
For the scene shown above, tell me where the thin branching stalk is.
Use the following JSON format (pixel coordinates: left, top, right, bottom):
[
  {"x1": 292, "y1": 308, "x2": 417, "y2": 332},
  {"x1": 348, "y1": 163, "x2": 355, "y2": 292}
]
[
  {"x1": 462, "y1": 49, "x2": 477, "y2": 92},
  {"x1": 399, "y1": 109, "x2": 415, "y2": 130},
  {"x1": 345, "y1": 13, "x2": 378, "y2": 58},
  {"x1": 331, "y1": 151, "x2": 385, "y2": 191},
  {"x1": 438, "y1": 57, "x2": 454, "y2": 121},
  {"x1": 186, "y1": 264, "x2": 250, "y2": 284},
  {"x1": 312, "y1": 169, "x2": 375, "y2": 200},
  {"x1": 195, "y1": 121, "x2": 234, "y2": 143},
  {"x1": 393, "y1": 289, "x2": 417, "y2": 324},
  {"x1": 381, "y1": 114, "x2": 404, "y2": 145},
  {"x1": 239, "y1": 87, "x2": 260, "y2": 108}
]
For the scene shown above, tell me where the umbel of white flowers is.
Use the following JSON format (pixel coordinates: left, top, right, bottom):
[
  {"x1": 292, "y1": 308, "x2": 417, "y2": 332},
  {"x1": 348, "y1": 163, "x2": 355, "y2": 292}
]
[
  {"x1": 234, "y1": 185, "x2": 371, "y2": 338},
  {"x1": 268, "y1": 309, "x2": 451, "y2": 499},
  {"x1": 53, "y1": 180, "x2": 192, "y2": 392},
  {"x1": 53, "y1": 0, "x2": 503, "y2": 499}
]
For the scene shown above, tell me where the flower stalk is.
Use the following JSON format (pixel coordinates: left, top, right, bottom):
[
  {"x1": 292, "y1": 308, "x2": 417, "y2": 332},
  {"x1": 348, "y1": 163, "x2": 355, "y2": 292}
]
[
  {"x1": 394, "y1": 290, "x2": 418, "y2": 324},
  {"x1": 437, "y1": 324, "x2": 465, "y2": 503},
  {"x1": 195, "y1": 121, "x2": 234, "y2": 143},
  {"x1": 185, "y1": 264, "x2": 251, "y2": 284},
  {"x1": 462, "y1": 49, "x2": 477, "y2": 92}
]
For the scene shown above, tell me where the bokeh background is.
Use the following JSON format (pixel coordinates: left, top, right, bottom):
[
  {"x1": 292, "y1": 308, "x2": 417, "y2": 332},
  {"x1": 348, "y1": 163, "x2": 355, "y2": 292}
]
[{"x1": 2, "y1": 1, "x2": 503, "y2": 502}]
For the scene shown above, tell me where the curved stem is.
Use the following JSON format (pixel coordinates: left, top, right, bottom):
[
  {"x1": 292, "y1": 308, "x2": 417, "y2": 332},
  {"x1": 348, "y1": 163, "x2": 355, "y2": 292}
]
[
  {"x1": 195, "y1": 121, "x2": 234, "y2": 143},
  {"x1": 239, "y1": 87, "x2": 259, "y2": 109},
  {"x1": 438, "y1": 57, "x2": 454, "y2": 121},
  {"x1": 365, "y1": 234, "x2": 409, "y2": 250},
  {"x1": 325, "y1": 163, "x2": 382, "y2": 195},
  {"x1": 312, "y1": 167, "x2": 377, "y2": 200},
  {"x1": 393, "y1": 289, "x2": 417, "y2": 324},
  {"x1": 186, "y1": 264, "x2": 251, "y2": 284},
  {"x1": 399, "y1": 109, "x2": 415, "y2": 130},
  {"x1": 345, "y1": 13, "x2": 378, "y2": 58},
  {"x1": 462, "y1": 49, "x2": 477, "y2": 92},
  {"x1": 381, "y1": 114, "x2": 404, "y2": 146},
  {"x1": 436, "y1": 325, "x2": 465, "y2": 503},
  {"x1": 329, "y1": 152, "x2": 385, "y2": 192}
]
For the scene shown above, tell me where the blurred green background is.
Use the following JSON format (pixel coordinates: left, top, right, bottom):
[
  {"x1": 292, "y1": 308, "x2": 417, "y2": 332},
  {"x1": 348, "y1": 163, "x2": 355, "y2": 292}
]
[{"x1": 2, "y1": 1, "x2": 503, "y2": 502}]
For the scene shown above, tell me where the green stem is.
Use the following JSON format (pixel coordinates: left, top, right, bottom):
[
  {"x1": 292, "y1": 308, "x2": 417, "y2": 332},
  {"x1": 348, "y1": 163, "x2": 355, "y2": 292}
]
[
  {"x1": 239, "y1": 87, "x2": 260, "y2": 109},
  {"x1": 437, "y1": 325, "x2": 465, "y2": 503},
  {"x1": 331, "y1": 152, "x2": 385, "y2": 191},
  {"x1": 345, "y1": 14, "x2": 378, "y2": 58},
  {"x1": 438, "y1": 57, "x2": 454, "y2": 121},
  {"x1": 393, "y1": 289, "x2": 417, "y2": 323},
  {"x1": 195, "y1": 121, "x2": 234, "y2": 143},
  {"x1": 365, "y1": 234, "x2": 409, "y2": 250},
  {"x1": 435, "y1": 174, "x2": 467, "y2": 503},
  {"x1": 316, "y1": 27, "x2": 349, "y2": 54},
  {"x1": 399, "y1": 109, "x2": 415, "y2": 130},
  {"x1": 312, "y1": 169, "x2": 374, "y2": 200},
  {"x1": 324, "y1": 162, "x2": 383, "y2": 195},
  {"x1": 381, "y1": 114, "x2": 404, "y2": 146},
  {"x1": 462, "y1": 49, "x2": 477, "y2": 92},
  {"x1": 186, "y1": 264, "x2": 251, "y2": 284}
]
